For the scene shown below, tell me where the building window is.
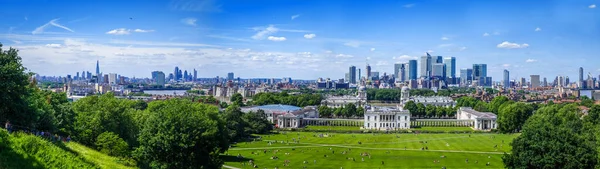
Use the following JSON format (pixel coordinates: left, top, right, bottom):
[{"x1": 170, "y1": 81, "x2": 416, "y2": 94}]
[
  {"x1": 404, "y1": 116, "x2": 407, "y2": 121},
  {"x1": 375, "y1": 116, "x2": 377, "y2": 121},
  {"x1": 367, "y1": 123, "x2": 370, "y2": 127},
  {"x1": 405, "y1": 123, "x2": 407, "y2": 127},
  {"x1": 368, "y1": 116, "x2": 370, "y2": 121}
]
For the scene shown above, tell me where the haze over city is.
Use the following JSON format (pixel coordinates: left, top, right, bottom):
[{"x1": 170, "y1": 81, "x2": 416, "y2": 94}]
[{"x1": 1, "y1": 0, "x2": 599, "y2": 80}]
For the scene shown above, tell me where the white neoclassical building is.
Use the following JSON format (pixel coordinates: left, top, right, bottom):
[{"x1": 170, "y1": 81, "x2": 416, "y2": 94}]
[
  {"x1": 363, "y1": 106, "x2": 411, "y2": 130},
  {"x1": 400, "y1": 86, "x2": 455, "y2": 107},
  {"x1": 321, "y1": 86, "x2": 367, "y2": 108},
  {"x1": 456, "y1": 107, "x2": 497, "y2": 130}
]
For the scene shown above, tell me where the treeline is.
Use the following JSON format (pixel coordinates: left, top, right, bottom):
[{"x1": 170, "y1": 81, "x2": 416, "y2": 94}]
[
  {"x1": 317, "y1": 104, "x2": 365, "y2": 118},
  {"x1": 366, "y1": 88, "x2": 477, "y2": 101},
  {"x1": 0, "y1": 44, "x2": 273, "y2": 169},
  {"x1": 250, "y1": 92, "x2": 322, "y2": 107},
  {"x1": 403, "y1": 101, "x2": 457, "y2": 118}
]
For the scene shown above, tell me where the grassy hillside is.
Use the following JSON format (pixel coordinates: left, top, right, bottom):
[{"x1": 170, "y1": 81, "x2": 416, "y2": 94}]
[{"x1": 0, "y1": 129, "x2": 136, "y2": 169}]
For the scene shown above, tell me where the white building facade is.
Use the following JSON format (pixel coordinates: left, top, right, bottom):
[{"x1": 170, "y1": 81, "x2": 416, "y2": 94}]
[
  {"x1": 456, "y1": 107, "x2": 497, "y2": 130},
  {"x1": 363, "y1": 106, "x2": 411, "y2": 130},
  {"x1": 321, "y1": 87, "x2": 367, "y2": 108}
]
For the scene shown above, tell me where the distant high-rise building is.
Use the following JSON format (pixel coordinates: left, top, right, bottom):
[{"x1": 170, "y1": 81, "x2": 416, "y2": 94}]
[
  {"x1": 193, "y1": 69, "x2": 197, "y2": 82},
  {"x1": 168, "y1": 73, "x2": 174, "y2": 81},
  {"x1": 174, "y1": 67, "x2": 180, "y2": 81},
  {"x1": 103, "y1": 74, "x2": 109, "y2": 84},
  {"x1": 408, "y1": 60, "x2": 417, "y2": 80},
  {"x1": 183, "y1": 70, "x2": 188, "y2": 81},
  {"x1": 358, "y1": 69, "x2": 361, "y2": 82},
  {"x1": 370, "y1": 72, "x2": 379, "y2": 80},
  {"x1": 402, "y1": 63, "x2": 409, "y2": 82},
  {"x1": 503, "y1": 70, "x2": 510, "y2": 89},
  {"x1": 177, "y1": 70, "x2": 182, "y2": 81},
  {"x1": 95, "y1": 60, "x2": 100, "y2": 77},
  {"x1": 152, "y1": 71, "x2": 165, "y2": 86},
  {"x1": 531, "y1": 75, "x2": 540, "y2": 88},
  {"x1": 473, "y1": 64, "x2": 488, "y2": 86},
  {"x1": 366, "y1": 64, "x2": 372, "y2": 80},
  {"x1": 395, "y1": 63, "x2": 407, "y2": 82},
  {"x1": 460, "y1": 68, "x2": 473, "y2": 87},
  {"x1": 579, "y1": 67, "x2": 584, "y2": 88},
  {"x1": 432, "y1": 63, "x2": 445, "y2": 78},
  {"x1": 435, "y1": 56, "x2": 443, "y2": 64},
  {"x1": 75, "y1": 72, "x2": 80, "y2": 80},
  {"x1": 349, "y1": 66, "x2": 357, "y2": 84},
  {"x1": 558, "y1": 76, "x2": 564, "y2": 87},
  {"x1": 108, "y1": 73, "x2": 117, "y2": 85},
  {"x1": 543, "y1": 77, "x2": 547, "y2": 87},
  {"x1": 444, "y1": 57, "x2": 456, "y2": 83},
  {"x1": 420, "y1": 54, "x2": 432, "y2": 78},
  {"x1": 394, "y1": 64, "x2": 402, "y2": 79},
  {"x1": 227, "y1": 72, "x2": 234, "y2": 81},
  {"x1": 565, "y1": 76, "x2": 570, "y2": 86}
]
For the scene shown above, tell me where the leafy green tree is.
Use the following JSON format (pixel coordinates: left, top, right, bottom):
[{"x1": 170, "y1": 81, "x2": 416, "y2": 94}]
[
  {"x1": 0, "y1": 44, "x2": 36, "y2": 128},
  {"x1": 474, "y1": 101, "x2": 489, "y2": 112},
  {"x1": 416, "y1": 103, "x2": 426, "y2": 117},
  {"x1": 425, "y1": 105, "x2": 436, "y2": 117},
  {"x1": 404, "y1": 101, "x2": 417, "y2": 116},
  {"x1": 219, "y1": 102, "x2": 228, "y2": 108},
  {"x1": 343, "y1": 103, "x2": 357, "y2": 118},
  {"x1": 96, "y1": 131, "x2": 129, "y2": 157},
  {"x1": 435, "y1": 106, "x2": 446, "y2": 117},
  {"x1": 456, "y1": 96, "x2": 479, "y2": 108},
  {"x1": 333, "y1": 108, "x2": 342, "y2": 117},
  {"x1": 581, "y1": 95, "x2": 594, "y2": 107},
  {"x1": 134, "y1": 99, "x2": 229, "y2": 169},
  {"x1": 242, "y1": 110, "x2": 272, "y2": 134},
  {"x1": 503, "y1": 104, "x2": 598, "y2": 169},
  {"x1": 318, "y1": 105, "x2": 332, "y2": 118},
  {"x1": 230, "y1": 93, "x2": 244, "y2": 106},
  {"x1": 223, "y1": 105, "x2": 249, "y2": 141},
  {"x1": 488, "y1": 96, "x2": 510, "y2": 114},
  {"x1": 497, "y1": 102, "x2": 533, "y2": 133},
  {"x1": 356, "y1": 106, "x2": 365, "y2": 117}
]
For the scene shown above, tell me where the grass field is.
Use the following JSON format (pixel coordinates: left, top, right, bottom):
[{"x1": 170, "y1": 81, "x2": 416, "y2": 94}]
[
  {"x1": 222, "y1": 132, "x2": 518, "y2": 169},
  {"x1": 414, "y1": 127, "x2": 474, "y2": 132},
  {"x1": 304, "y1": 125, "x2": 360, "y2": 131},
  {"x1": 66, "y1": 142, "x2": 137, "y2": 169}
]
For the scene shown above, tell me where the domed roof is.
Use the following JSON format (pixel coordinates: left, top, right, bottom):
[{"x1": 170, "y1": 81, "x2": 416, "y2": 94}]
[{"x1": 401, "y1": 86, "x2": 410, "y2": 92}]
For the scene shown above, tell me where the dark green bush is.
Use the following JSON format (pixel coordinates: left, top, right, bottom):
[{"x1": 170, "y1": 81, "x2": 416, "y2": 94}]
[{"x1": 95, "y1": 132, "x2": 129, "y2": 157}]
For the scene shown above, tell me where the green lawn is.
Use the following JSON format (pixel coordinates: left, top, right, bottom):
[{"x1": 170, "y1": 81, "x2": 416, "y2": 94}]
[
  {"x1": 66, "y1": 142, "x2": 137, "y2": 169},
  {"x1": 414, "y1": 127, "x2": 474, "y2": 132},
  {"x1": 304, "y1": 125, "x2": 360, "y2": 131},
  {"x1": 223, "y1": 132, "x2": 518, "y2": 169}
]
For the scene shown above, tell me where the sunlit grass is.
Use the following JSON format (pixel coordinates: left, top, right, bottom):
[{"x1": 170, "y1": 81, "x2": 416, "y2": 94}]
[{"x1": 66, "y1": 142, "x2": 137, "y2": 169}]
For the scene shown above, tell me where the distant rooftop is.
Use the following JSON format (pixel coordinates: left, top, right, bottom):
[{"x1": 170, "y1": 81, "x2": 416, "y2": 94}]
[{"x1": 246, "y1": 104, "x2": 302, "y2": 111}]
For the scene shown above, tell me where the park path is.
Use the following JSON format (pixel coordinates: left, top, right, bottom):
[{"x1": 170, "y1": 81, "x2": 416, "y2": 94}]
[{"x1": 222, "y1": 165, "x2": 241, "y2": 169}]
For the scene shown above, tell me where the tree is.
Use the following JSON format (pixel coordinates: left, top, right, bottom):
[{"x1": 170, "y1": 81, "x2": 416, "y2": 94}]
[
  {"x1": 134, "y1": 99, "x2": 229, "y2": 169},
  {"x1": 456, "y1": 96, "x2": 479, "y2": 108},
  {"x1": 581, "y1": 95, "x2": 594, "y2": 108},
  {"x1": 435, "y1": 106, "x2": 446, "y2": 118},
  {"x1": 503, "y1": 104, "x2": 598, "y2": 169},
  {"x1": 318, "y1": 106, "x2": 332, "y2": 118},
  {"x1": 0, "y1": 44, "x2": 36, "y2": 128},
  {"x1": 404, "y1": 101, "x2": 417, "y2": 116},
  {"x1": 230, "y1": 93, "x2": 244, "y2": 106},
  {"x1": 425, "y1": 105, "x2": 436, "y2": 118},
  {"x1": 488, "y1": 96, "x2": 510, "y2": 114},
  {"x1": 474, "y1": 101, "x2": 489, "y2": 112},
  {"x1": 356, "y1": 106, "x2": 365, "y2": 117},
  {"x1": 416, "y1": 103, "x2": 426, "y2": 117},
  {"x1": 343, "y1": 103, "x2": 357, "y2": 118},
  {"x1": 242, "y1": 110, "x2": 272, "y2": 134},
  {"x1": 497, "y1": 102, "x2": 533, "y2": 133},
  {"x1": 96, "y1": 131, "x2": 129, "y2": 157},
  {"x1": 223, "y1": 105, "x2": 249, "y2": 141}
]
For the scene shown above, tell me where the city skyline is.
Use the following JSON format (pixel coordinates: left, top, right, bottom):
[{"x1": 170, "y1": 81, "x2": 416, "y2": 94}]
[{"x1": 1, "y1": 0, "x2": 599, "y2": 80}]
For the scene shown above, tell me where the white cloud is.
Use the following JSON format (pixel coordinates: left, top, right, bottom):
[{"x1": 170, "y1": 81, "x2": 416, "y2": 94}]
[
  {"x1": 344, "y1": 41, "x2": 360, "y2": 48},
  {"x1": 304, "y1": 33, "x2": 316, "y2": 39},
  {"x1": 393, "y1": 55, "x2": 416, "y2": 62},
  {"x1": 370, "y1": 48, "x2": 375, "y2": 52},
  {"x1": 252, "y1": 25, "x2": 279, "y2": 40},
  {"x1": 427, "y1": 50, "x2": 434, "y2": 53},
  {"x1": 134, "y1": 29, "x2": 155, "y2": 33},
  {"x1": 483, "y1": 33, "x2": 490, "y2": 36},
  {"x1": 403, "y1": 4, "x2": 415, "y2": 8},
  {"x1": 502, "y1": 64, "x2": 511, "y2": 67},
  {"x1": 497, "y1": 41, "x2": 529, "y2": 49},
  {"x1": 376, "y1": 61, "x2": 389, "y2": 66},
  {"x1": 181, "y1": 18, "x2": 197, "y2": 26},
  {"x1": 590, "y1": 4, "x2": 596, "y2": 8},
  {"x1": 525, "y1": 59, "x2": 538, "y2": 63},
  {"x1": 45, "y1": 44, "x2": 62, "y2": 48},
  {"x1": 12, "y1": 40, "x2": 22, "y2": 44},
  {"x1": 335, "y1": 54, "x2": 354, "y2": 58},
  {"x1": 32, "y1": 18, "x2": 74, "y2": 34},
  {"x1": 441, "y1": 37, "x2": 449, "y2": 40},
  {"x1": 459, "y1": 46, "x2": 467, "y2": 51},
  {"x1": 535, "y1": 27, "x2": 541, "y2": 32},
  {"x1": 267, "y1": 36, "x2": 286, "y2": 41},
  {"x1": 291, "y1": 14, "x2": 300, "y2": 20},
  {"x1": 106, "y1": 28, "x2": 131, "y2": 35},
  {"x1": 169, "y1": 0, "x2": 221, "y2": 12}
]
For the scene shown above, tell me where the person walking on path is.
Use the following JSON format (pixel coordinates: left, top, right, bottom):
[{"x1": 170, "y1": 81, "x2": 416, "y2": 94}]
[{"x1": 4, "y1": 120, "x2": 11, "y2": 133}]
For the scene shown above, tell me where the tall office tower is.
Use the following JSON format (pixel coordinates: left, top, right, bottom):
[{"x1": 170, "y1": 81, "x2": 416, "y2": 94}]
[
  {"x1": 103, "y1": 74, "x2": 109, "y2": 84},
  {"x1": 432, "y1": 63, "x2": 445, "y2": 77},
  {"x1": 366, "y1": 64, "x2": 372, "y2": 80},
  {"x1": 473, "y1": 64, "x2": 488, "y2": 86},
  {"x1": 579, "y1": 67, "x2": 584, "y2": 88},
  {"x1": 227, "y1": 72, "x2": 234, "y2": 81},
  {"x1": 531, "y1": 75, "x2": 540, "y2": 88},
  {"x1": 503, "y1": 69, "x2": 510, "y2": 89},
  {"x1": 444, "y1": 57, "x2": 456, "y2": 83},
  {"x1": 565, "y1": 76, "x2": 570, "y2": 86},
  {"x1": 358, "y1": 69, "x2": 361, "y2": 82},
  {"x1": 349, "y1": 66, "x2": 357, "y2": 84},
  {"x1": 193, "y1": 69, "x2": 197, "y2": 82},
  {"x1": 420, "y1": 54, "x2": 432, "y2": 78},
  {"x1": 95, "y1": 60, "x2": 100, "y2": 77},
  {"x1": 397, "y1": 63, "x2": 407, "y2": 82},
  {"x1": 403, "y1": 63, "x2": 410, "y2": 82},
  {"x1": 177, "y1": 70, "x2": 182, "y2": 81},
  {"x1": 345, "y1": 73, "x2": 349, "y2": 83},
  {"x1": 543, "y1": 77, "x2": 547, "y2": 87},
  {"x1": 394, "y1": 64, "x2": 402, "y2": 79},
  {"x1": 108, "y1": 73, "x2": 117, "y2": 85},
  {"x1": 174, "y1": 67, "x2": 180, "y2": 81},
  {"x1": 435, "y1": 56, "x2": 443, "y2": 64},
  {"x1": 408, "y1": 60, "x2": 417, "y2": 80},
  {"x1": 460, "y1": 68, "x2": 473, "y2": 87},
  {"x1": 75, "y1": 72, "x2": 79, "y2": 80},
  {"x1": 152, "y1": 71, "x2": 165, "y2": 86},
  {"x1": 520, "y1": 77, "x2": 526, "y2": 87},
  {"x1": 168, "y1": 73, "x2": 174, "y2": 81},
  {"x1": 558, "y1": 76, "x2": 564, "y2": 87},
  {"x1": 183, "y1": 70, "x2": 188, "y2": 82}
]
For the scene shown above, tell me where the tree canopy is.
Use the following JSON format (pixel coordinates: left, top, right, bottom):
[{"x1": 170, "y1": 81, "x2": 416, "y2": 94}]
[{"x1": 497, "y1": 102, "x2": 533, "y2": 133}]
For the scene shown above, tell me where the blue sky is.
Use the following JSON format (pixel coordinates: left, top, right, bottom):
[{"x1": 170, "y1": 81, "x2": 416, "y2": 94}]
[{"x1": 1, "y1": 0, "x2": 599, "y2": 80}]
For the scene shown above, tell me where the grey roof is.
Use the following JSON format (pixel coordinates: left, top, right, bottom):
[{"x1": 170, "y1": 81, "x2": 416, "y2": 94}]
[{"x1": 460, "y1": 107, "x2": 497, "y2": 119}]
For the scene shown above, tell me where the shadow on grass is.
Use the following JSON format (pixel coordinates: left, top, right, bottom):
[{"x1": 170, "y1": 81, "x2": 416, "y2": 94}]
[
  {"x1": 0, "y1": 146, "x2": 44, "y2": 169},
  {"x1": 220, "y1": 155, "x2": 254, "y2": 163}
]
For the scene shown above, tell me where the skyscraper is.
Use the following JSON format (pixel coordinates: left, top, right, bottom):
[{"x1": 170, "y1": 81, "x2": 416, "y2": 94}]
[
  {"x1": 349, "y1": 66, "x2": 357, "y2": 84},
  {"x1": 460, "y1": 68, "x2": 473, "y2": 87},
  {"x1": 183, "y1": 70, "x2": 188, "y2": 82},
  {"x1": 543, "y1": 77, "x2": 547, "y2": 87},
  {"x1": 579, "y1": 67, "x2": 584, "y2": 88},
  {"x1": 565, "y1": 76, "x2": 570, "y2": 86},
  {"x1": 408, "y1": 60, "x2": 417, "y2": 80},
  {"x1": 531, "y1": 75, "x2": 540, "y2": 88},
  {"x1": 358, "y1": 69, "x2": 361, "y2": 82},
  {"x1": 227, "y1": 72, "x2": 234, "y2": 81},
  {"x1": 432, "y1": 63, "x2": 445, "y2": 77},
  {"x1": 394, "y1": 64, "x2": 402, "y2": 79},
  {"x1": 366, "y1": 64, "x2": 372, "y2": 80},
  {"x1": 473, "y1": 64, "x2": 488, "y2": 86},
  {"x1": 95, "y1": 60, "x2": 100, "y2": 76},
  {"x1": 503, "y1": 69, "x2": 510, "y2": 89},
  {"x1": 558, "y1": 76, "x2": 564, "y2": 87},
  {"x1": 396, "y1": 63, "x2": 407, "y2": 82},
  {"x1": 435, "y1": 56, "x2": 443, "y2": 64},
  {"x1": 174, "y1": 67, "x2": 179, "y2": 81},
  {"x1": 108, "y1": 73, "x2": 117, "y2": 85},
  {"x1": 444, "y1": 57, "x2": 456, "y2": 83},
  {"x1": 193, "y1": 69, "x2": 197, "y2": 82},
  {"x1": 420, "y1": 54, "x2": 432, "y2": 78},
  {"x1": 152, "y1": 71, "x2": 165, "y2": 86}
]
